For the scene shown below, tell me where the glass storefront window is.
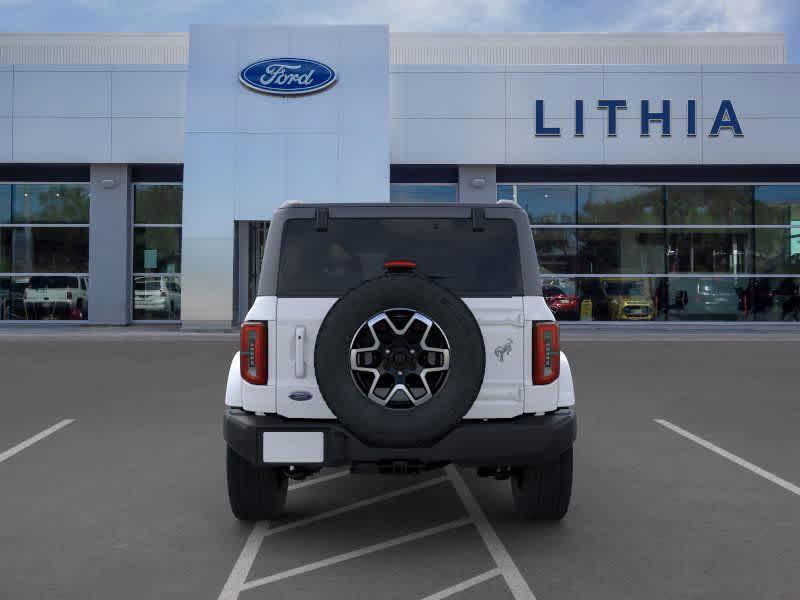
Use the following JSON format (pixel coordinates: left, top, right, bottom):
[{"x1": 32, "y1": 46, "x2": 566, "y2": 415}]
[
  {"x1": 754, "y1": 185, "x2": 800, "y2": 225},
  {"x1": 0, "y1": 186, "x2": 10, "y2": 223},
  {"x1": 133, "y1": 228, "x2": 181, "y2": 273},
  {"x1": 755, "y1": 228, "x2": 800, "y2": 274},
  {"x1": 578, "y1": 185, "x2": 663, "y2": 225},
  {"x1": 666, "y1": 186, "x2": 752, "y2": 225},
  {"x1": 501, "y1": 182, "x2": 800, "y2": 322},
  {"x1": 666, "y1": 229, "x2": 753, "y2": 274},
  {"x1": 390, "y1": 184, "x2": 457, "y2": 203},
  {"x1": 1, "y1": 228, "x2": 89, "y2": 273},
  {"x1": 0, "y1": 183, "x2": 89, "y2": 321},
  {"x1": 132, "y1": 184, "x2": 182, "y2": 321},
  {"x1": 746, "y1": 277, "x2": 800, "y2": 321},
  {"x1": 576, "y1": 277, "x2": 666, "y2": 321},
  {"x1": 666, "y1": 277, "x2": 747, "y2": 321},
  {"x1": 2, "y1": 184, "x2": 90, "y2": 225},
  {"x1": 541, "y1": 276, "x2": 579, "y2": 320},
  {"x1": 497, "y1": 184, "x2": 514, "y2": 203},
  {"x1": 133, "y1": 275, "x2": 181, "y2": 320},
  {"x1": 532, "y1": 229, "x2": 577, "y2": 274},
  {"x1": 578, "y1": 229, "x2": 665, "y2": 274},
  {"x1": 133, "y1": 185, "x2": 182, "y2": 224},
  {"x1": 1, "y1": 275, "x2": 89, "y2": 321},
  {"x1": 516, "y1": 185, "x2": 576, "y2": 224}
]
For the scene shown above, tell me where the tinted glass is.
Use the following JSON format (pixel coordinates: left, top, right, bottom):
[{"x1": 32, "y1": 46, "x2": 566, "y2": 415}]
[
  {"x1": 134, "y1": 185, "x2": 183, "y2": 224},
  {"x1": 754, "y1": 185, "x2": 800, "y2": 225},
  {"x1": 390, "y1": 184, "x2": 457, "y2": 203},
  {"x1": 6, "y1": 184, "x2": 90, "y2": 224},
  {"x1": 497, "y1": 184, "x2": 514, "y2": 202},
  {"x1": 277, "y1": 218, "x2": 522, "y2": 296},
  {"x1": 747, "y1": 277, "x2": 800, "y2": 321},
  {"x1": 576, "y1": 277, "x2": 666, "y2": 321},
  {"x1": 578, "y1": 229, "x2": 665, "y2": 274},
  {"x1": 516, "y1": 185, "x2": 575, "y2": 224},
  {"x1": 666, "y1": 229, "x2": 753, "y2": 274},
  {"x1": 0, "y1": 185, "x2": 10, "y2": 223},
  {"x1": 755, "y1": 228, "x2": 800, "y2": 274},
  {"x1": 133, "y1": 228, "x2": 181, "y2": 273},
  {"x1": 666, "y1": 186, "x2": 752, "y2": 225},
  {"x1": 133, "y1": 275, "x2": 181, "y2": 320},
  {"x1": 578, "y1": 185, "x2": 663, "y2": 225},
  {"x1": 532, "y1": 228, "x2": 577, "y2": 274},
  {"x1": 1, "y1": 228, "x2": 89, "y2": 273},
  {"x1": 541, "y1": 276, "x2": 579, "y2": 320},
  {"x1": 0, "y1": 275, "x2": 89, "y2": 320},
  {"x1": 666, "y1": 277, "x2": 747, "y2": 321}
]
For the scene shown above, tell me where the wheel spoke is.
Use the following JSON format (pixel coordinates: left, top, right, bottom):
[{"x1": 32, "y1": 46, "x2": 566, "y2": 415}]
[{"x1": 350, "y1": 309, "x2": 451, "y2": 408}]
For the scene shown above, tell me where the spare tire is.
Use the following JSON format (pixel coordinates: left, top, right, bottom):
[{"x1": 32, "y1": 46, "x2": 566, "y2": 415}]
[{"x1": 314, "y1": 274, "x2": 485, "y2": 448}]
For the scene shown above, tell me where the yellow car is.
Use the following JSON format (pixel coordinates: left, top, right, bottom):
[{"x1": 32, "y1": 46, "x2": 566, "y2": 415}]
[{"x1": 600, "y1": 279, "x2": 655, "y2": 321}]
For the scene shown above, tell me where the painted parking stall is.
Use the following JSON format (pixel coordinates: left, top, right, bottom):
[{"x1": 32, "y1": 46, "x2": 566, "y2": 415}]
[{"x1": 4, "y1": 333, "x2": 799, "y2": 598}]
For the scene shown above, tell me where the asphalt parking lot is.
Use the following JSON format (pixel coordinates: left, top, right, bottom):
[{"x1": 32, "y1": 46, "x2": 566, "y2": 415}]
[{"x1": 1, "y1": 330, "x2": 799, "y2": 599}]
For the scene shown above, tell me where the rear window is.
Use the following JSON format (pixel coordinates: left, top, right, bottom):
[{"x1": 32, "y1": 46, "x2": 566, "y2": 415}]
[
  {"x1": 277, "y1": 218, "x2": 522, "y2": 297},
  {"x1": 29, "y1": 276, "x2": 78, "y2": 289}
]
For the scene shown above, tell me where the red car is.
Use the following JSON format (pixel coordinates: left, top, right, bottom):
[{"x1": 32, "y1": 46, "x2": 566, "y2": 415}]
[{"x1": 543, "y1": 284, "x2": 579, "y2": 320}]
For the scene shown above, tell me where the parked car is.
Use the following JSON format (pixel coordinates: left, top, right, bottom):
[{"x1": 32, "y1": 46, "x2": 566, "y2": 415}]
[
  {"x1": 599, "y1": 278, "x2": 655, "y2": 321},
  {"x1": 671, "y1": 278, "x2": 741, "y2": 321},
  {"x1": 224, "y1": 202, "x2": 577, "y2": 521},
  {"x1": 133, "y1": 276, "x2": 181, "y2": 319},
  {"x1": 23, "y1": 275, "x2": 88, "y2": 320},
  {"x1": 543, "y1": 280, "x2": 579, "y2": 320}
]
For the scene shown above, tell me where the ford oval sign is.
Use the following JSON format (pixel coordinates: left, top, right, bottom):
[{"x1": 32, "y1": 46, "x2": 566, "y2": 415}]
[{"x1": 239, "y1": 58, "x2": 337, "y2": 96}]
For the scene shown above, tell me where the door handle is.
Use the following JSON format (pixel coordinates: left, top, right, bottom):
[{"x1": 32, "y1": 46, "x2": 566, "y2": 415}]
[{"x1": 294, "y1": 326, "x2": 306, "y2": 378}]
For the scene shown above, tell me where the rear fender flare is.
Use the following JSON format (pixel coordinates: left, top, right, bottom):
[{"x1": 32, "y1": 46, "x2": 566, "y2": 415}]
[
  {"x1": 558, "y1": 351, "x2": 575, "y2": 408},
  {"x1": 225, "y1": 352, "x2": 243, "y2": 408}
]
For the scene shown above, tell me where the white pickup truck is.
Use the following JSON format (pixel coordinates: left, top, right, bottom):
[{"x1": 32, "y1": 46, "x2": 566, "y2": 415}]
[
  {"x1": 23, "y1": 275, "x2": 88, "y2": 320},
  {"x1": 224, "y1": 202, "x2": 576, "y2": 521}
]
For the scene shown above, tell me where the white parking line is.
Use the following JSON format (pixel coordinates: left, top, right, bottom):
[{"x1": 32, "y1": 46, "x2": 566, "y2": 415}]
[
  {"x1": 217, "y1": 475, "x2": 450, "y2": 600},
  {"x1": 289, "y1": 469, "x2": 349, "y2": 490},
  {"x1": 265, "y1": 476, "x2": 449, "y2": 538},
  {"x1": 419, "y1": 569, "x2": 501, "y2": 600},
  {"x1": 655, "y1": 418, "x2": 800, "y2": 497},
  {"x1": 0, "y1": 419, "x2": 75, "y2": 464},
  {"x1": 242, "y1": 518, "x2": 472, "y2": 591},
  {"x1": 446, "y1": 465, "x2": 537, "y2": 600}
]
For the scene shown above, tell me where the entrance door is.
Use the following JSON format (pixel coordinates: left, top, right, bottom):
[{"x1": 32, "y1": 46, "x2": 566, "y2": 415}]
[
  {"x1": 248, "y1": 222, "x2": 269, "y2": 308},
  {"x1": 235, "y1": 221, "x2": 269, "y2": 324}
]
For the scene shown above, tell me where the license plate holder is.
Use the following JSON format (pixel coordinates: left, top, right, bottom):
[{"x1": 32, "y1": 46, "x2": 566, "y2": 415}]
[{"x1": 262, "y1": 431, "x2": 324, "y2": 464}]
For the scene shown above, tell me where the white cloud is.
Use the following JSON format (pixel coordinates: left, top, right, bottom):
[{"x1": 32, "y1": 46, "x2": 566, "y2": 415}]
[
  {"x1": 278, "y1": 0, "x2": 524, "y2": 31},
  {"x1": 622, "y1": 0, "x2": 780, "y2": 32}
]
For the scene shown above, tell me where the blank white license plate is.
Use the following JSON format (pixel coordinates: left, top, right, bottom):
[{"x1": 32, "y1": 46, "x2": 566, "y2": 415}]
[{"x1": 262, "y1": 431, "x2": 324, "y2": 464}]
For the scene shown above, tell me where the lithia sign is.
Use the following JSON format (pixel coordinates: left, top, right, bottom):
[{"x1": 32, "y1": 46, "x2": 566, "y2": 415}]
[{"x1": 535, "y1": 99, "x2": 743, "y2": 138}]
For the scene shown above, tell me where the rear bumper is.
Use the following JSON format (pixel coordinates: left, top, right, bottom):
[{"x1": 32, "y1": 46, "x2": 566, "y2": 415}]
[{"x1": 224, "y1": 408, "x2": 576, "y2": 468}]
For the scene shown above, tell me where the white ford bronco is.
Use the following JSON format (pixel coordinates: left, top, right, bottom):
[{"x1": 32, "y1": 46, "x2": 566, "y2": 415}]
[{"x1": 224, "y1": 202, "x2": 576, "y2": 521}]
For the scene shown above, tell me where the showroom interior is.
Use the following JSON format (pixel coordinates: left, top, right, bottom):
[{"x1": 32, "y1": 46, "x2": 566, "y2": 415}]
[{"x1": 0, "y1": 29, "x2": 798, "y2": 325}]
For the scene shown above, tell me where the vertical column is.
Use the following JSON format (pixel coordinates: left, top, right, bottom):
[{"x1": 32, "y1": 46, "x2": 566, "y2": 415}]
[
  {"x1": 458, "y1": 166, "x2": 497, "y2": 204},
  {"x1": 88, "y1": 164, "x2": 131, "y2": 325}
]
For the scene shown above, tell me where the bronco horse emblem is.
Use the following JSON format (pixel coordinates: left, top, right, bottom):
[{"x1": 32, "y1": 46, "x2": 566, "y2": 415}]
[{"x1": 494, "y1": 338, "x2": 513, "y2": 362}]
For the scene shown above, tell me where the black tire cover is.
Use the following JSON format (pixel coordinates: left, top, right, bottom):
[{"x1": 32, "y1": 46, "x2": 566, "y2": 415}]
[{"x1": 314, "y1": 274, "x2": 485, "y2": 448}]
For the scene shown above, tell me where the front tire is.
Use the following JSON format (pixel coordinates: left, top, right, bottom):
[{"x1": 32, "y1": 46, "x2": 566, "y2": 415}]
[
  {"x1": 511, "y1": 447, "x2": 573, "y2": 520},
  {"x1": 226, "y1": 446, "x2": 288, "y2": 521}
]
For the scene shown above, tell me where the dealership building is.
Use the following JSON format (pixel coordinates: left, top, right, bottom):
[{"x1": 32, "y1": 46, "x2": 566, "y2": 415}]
[{"x1": 0, "y1": 27, "x2": 798, "y2": 327}]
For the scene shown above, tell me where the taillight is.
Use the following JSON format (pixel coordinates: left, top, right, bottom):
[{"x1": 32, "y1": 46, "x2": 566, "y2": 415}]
[
  {"x1": 533, "y1": 322, "x2": 560, "y2": 385},
  {"x1": 240, "y1": 322, "x2": 267, "y2": 385}
]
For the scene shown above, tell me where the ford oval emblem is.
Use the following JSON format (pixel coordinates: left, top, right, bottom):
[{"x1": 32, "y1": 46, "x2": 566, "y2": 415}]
[
  {"x1": 289, "y1": 391, "x2": 313, "y2": 402},
  {"x1": 239, "y1": 58, "x2": 337, "y2": 96}
]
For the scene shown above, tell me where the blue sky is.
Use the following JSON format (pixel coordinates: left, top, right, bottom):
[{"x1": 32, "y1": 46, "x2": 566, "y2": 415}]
[{"x1": 1, "y1": 0, "x2": 798, "y2": 62}]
